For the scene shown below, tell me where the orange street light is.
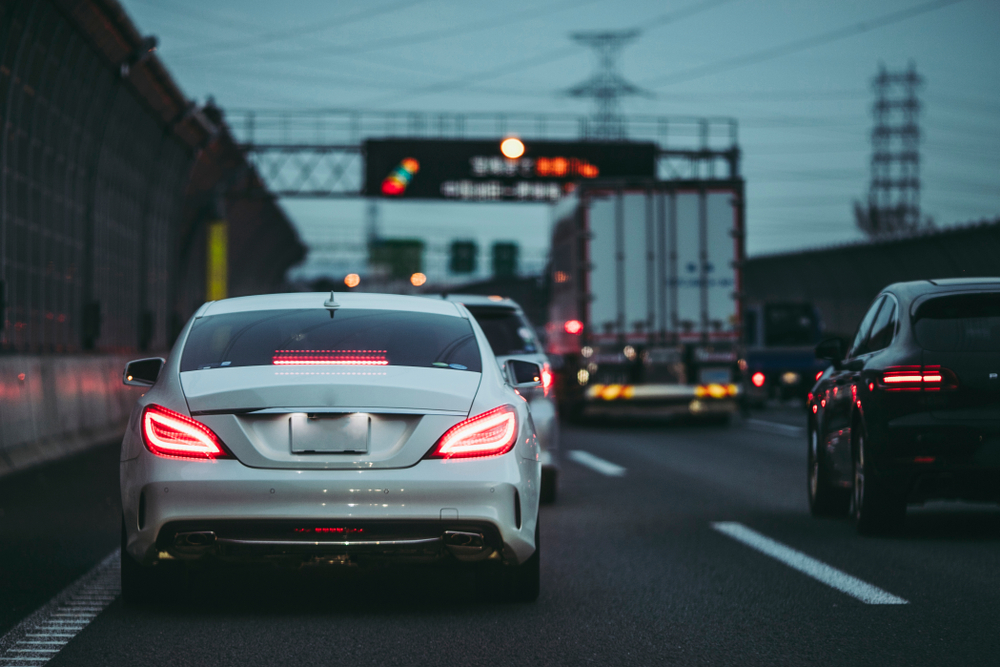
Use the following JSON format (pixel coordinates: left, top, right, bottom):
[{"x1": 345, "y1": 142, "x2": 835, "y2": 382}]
[
  {"x1": 410, "y1": 272, "x2": 427, "y2": 287},
  {"x1": 344, "y1": 273, "x2": 360, "y2": 288}
]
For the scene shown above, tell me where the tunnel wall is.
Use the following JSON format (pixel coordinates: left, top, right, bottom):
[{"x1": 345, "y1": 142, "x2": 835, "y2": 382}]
[
  {"x1": 0, "y1": 0, "x2": 305, "y2": 477},
  {"x1": 744, "y1": 219, "x2": 1000, "y2": 340}
]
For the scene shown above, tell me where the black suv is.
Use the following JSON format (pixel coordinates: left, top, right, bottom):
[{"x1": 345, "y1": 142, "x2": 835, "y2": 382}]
[{"x1": 807, "y1": 278, "x2": 1000, "y2": 534}]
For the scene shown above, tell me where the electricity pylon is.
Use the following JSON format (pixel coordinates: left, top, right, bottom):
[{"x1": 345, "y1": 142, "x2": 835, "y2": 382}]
[{"x1": 567, "y1": 30, "x2": 650, "y2": 141}]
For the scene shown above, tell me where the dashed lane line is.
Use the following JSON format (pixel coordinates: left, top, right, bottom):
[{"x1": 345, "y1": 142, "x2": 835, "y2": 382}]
[
  {"x1": 745, "y1": 419, "x2": 805, "y2": 438},
  {"x1": 711, "y1": 522, "x2": 907, "y2": 605},
  {"x1": 0, "y1": 551, "x2": 120, "y2": 665},
  {"x1": 567, "y1": 450, "x2": 626, "y2": 477}
]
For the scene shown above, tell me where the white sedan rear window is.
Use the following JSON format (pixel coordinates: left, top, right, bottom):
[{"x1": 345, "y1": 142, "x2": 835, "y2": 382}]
[{"x1": 181, "y1": 309, "x2": 482, "y2": 372}]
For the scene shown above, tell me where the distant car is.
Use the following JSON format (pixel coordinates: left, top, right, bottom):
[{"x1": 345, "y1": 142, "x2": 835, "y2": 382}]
[
  {"x1": 119, "y1": 292, "x2": 542, "y2": 602},
  {"x1": 438, "y1": 295, "x2": 560, "y2": 503},
  {"x1": 807, "y1": 278, "x2": 1000, "y2": 534}
]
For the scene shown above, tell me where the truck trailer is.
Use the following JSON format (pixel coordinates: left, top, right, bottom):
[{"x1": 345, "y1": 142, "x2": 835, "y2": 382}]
[{"x1": 546, "y1": 178, "x2": 745, "y2": 420}]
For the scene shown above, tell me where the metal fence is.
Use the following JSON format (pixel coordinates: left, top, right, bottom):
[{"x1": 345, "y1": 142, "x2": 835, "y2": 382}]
[
  {"x1": 0, "y1": 0, "x2": 202, "y2": 353},
  {"x1": 0, "y1": 0, "x2": 305, "y2": 355}
]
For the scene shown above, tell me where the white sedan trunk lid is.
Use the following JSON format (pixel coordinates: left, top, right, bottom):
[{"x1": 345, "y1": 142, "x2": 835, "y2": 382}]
[{"x1": 181, "y1": 366, "x2": 480, "y2": 470}]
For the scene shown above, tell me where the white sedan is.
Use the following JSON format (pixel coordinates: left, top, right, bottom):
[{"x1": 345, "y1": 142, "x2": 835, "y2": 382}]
[{"x1": 119, "y1": 292, "x2": 542, "y2": 602}]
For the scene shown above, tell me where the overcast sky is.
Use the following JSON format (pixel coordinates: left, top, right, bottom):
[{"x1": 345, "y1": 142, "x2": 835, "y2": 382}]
[{"x1": 122, "y1": 0, "x2": 1000, "y2": 282}]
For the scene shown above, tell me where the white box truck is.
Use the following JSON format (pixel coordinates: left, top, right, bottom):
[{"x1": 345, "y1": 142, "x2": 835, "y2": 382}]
[{"x1": 546, "y1": 179, "x2": 745, "y2": 420}]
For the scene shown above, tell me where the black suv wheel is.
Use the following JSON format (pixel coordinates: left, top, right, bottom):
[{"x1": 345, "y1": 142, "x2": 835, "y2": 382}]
[
  {"x1": 808, "y1": 427, "x2": 850, "y2": 517},
  {"x1": 852, "y1": 431, "x2": 905, "y2": 535}
]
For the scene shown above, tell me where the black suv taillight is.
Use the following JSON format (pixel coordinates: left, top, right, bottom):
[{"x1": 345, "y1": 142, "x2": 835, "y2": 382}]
[{"x1": 879, "y1": 366, "x2": 958, "y2": 392}]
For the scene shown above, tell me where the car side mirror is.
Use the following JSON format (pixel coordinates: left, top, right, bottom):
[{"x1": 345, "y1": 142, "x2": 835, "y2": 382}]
[
  {"x1": 123, "y1": 357, "x2": 165, "y2": 387},
  {"x1": 815, "y1": 338, "x2": 844, "y2": 364},
  {"x1": 505, "y1": 359, "x2": 542, "y2": 389}
]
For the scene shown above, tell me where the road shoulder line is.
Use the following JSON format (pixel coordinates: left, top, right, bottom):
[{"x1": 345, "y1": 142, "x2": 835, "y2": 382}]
[
  {"x1": 567, "y1": 450, "x2": 626, "y2": 476},
  {"x1": 711, "y1": 522, "x2": 907, "y2": 605},
  {"x1": 0, "y1": 550, "x2": 120, "y2": 665}
]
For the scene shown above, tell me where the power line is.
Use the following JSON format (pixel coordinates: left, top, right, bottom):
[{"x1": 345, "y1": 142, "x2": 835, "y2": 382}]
[
  {"x1": 640, "y1": 0, "x2": 968, "y2": 88},
  {"x1": 356, "y1": 0, "x2": 741, "y2": 108},
  {"x1": 206, "y1": 0, "x2": 605, "y2": 64},
  {"x1": 168, "y1": 0, "x2": 432, "y2": 60},
  {"x1": 929, "y1": 95, "x2": 1000, "y2": 115},
  {"x1": 127, "y1": 0, "x2": 269, "y2": 34}
]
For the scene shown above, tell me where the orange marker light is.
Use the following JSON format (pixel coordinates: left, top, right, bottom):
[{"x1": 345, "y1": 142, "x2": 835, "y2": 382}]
[
  {"x1": 500, "y1": 137, "x2": 525, "y2": 159},
  {"x1": 344, "y1": 273, "x2": 360, "y2": 288},
  {"x1": 410, "y1": 272, "x2": 427, "y2": 287}
]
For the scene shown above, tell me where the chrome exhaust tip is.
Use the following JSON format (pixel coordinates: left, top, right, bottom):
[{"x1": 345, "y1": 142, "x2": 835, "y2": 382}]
[
  {"x1": 174, "y1": 531, "x2": 217, "y2": 547},
  {"x1": 443, "y1": 531, "x2": 492, "y2": 561}
]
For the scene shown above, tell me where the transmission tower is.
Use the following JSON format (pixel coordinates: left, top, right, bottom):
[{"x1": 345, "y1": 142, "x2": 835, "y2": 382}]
[
  {"x1": 856, "y1": 62, "x2": 926, "y2": 238},
  {"x1": 567, "y1": 30, "x2": 649, "y2": 141}
]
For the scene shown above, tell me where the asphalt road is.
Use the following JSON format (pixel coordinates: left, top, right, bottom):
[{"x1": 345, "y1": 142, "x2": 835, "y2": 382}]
[{"x1": 3, "y1": 409, "x2": 1000, "y2": 666}]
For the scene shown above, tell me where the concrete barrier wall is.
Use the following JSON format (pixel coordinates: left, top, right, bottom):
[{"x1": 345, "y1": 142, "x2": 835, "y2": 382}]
[
  {"x1": 745, "y1": 219, "x2": 1000, "y2": 340},
  {"x1": 0, "y1": 353, "x2": 147, "y2": 477}
]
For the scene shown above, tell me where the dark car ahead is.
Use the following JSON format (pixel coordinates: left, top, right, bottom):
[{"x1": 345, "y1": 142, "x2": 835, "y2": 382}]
[{"x1": 807, "y1": 278, "x2": 1000, "y2": 534}]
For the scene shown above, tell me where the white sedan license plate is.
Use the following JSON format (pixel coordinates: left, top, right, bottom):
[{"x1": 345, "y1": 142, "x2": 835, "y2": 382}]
[{"x1": 290, "y1": 413, "x2": 369, "y2": 454}]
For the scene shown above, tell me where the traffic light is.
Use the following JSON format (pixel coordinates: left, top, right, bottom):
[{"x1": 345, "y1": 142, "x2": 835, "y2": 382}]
[
  {"x1": 449, "y1": 240, "x2": 478, "y2": 274},
  {"x1": 369, "y1": 239, "x2": 424, "y2": 280},
  {"x1": 492, "y1": 242, "x2": 518, "y2": 278}
]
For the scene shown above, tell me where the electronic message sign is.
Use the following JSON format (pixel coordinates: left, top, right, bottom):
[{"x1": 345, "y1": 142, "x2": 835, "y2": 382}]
[{"x1": 365, "y1": 138, "x2": 657, "y2": 202}]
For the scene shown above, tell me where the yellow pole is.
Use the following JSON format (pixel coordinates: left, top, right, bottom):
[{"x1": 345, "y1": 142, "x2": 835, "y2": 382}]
[{"x1": 206, "y1": 220, "x2": 228, "y2": 301}]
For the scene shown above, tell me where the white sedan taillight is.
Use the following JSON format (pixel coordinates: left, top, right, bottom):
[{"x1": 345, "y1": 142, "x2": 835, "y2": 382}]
[
  {"x1": 142, "y1": 405, "x2": 230, "y2": 460},
  {"x1": 426, "y1": 406, "x2": 518, "y2": 460}
]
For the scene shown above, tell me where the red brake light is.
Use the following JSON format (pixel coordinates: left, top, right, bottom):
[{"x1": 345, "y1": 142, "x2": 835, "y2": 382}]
[
  {"x1": 541, "y1": 363, "x2": 553, "y2": 396},
  {"x1": 142, "y1": 405, "x2": 230, "y2": 460},
  {"x1": 427, "y1": 405, "x2": 518, "y2": 460},
  {"x1": 564, "y1": 320, "x2": 583, "y2": 335},
  {"x1": 751, "y1": 372, "x2": 765, "y2": 388},
  {"x1": 815, "y1": 371, "x2": 823, "y2": 380},
  {"x1": 272, "y1": 350, "x2": 388, "y2": 366},
  {"x1": 879, "y1": 366, "x2": 958, "y2": 391}
]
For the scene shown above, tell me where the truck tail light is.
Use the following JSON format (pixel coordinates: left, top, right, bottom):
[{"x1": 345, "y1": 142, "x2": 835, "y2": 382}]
[
  {"x1": 142, "y1": 405, "x2": 230, "y2": 460},
  {"x1": 564, "y1": 320, "x2": 583, "y2": 335},
  {"x1": 426, "y1": 406, "x2": 518, "y2": 460},
  {"x1": 879, "y1": 366, "x2": 958, "y2": 392}
]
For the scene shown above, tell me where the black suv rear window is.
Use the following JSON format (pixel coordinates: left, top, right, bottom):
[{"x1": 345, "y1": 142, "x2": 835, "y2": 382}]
[
  {"x1": 466, "y1": 307, "x2": 538, "y2": 356},
  {"x1": 913, "y1": 293, "x2": 1000, "y2": 351},
  {"x1": 181, "y1": 309, "x2": 482, "y2": 372}
]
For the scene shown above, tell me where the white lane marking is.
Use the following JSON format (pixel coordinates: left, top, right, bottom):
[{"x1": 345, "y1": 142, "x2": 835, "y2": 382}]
[
  {"x1": 0, "y1": 551, "x2": 120, "y2": 665},
  {"x1": 712, "y1": 522, "x2": 907, "y2": 605},
  {"x1": 745, "y1": 419, "x2": 805, "y2": 438},
  {"x1": 567, "y1": 450, "x2": 626, "y2": 477}
]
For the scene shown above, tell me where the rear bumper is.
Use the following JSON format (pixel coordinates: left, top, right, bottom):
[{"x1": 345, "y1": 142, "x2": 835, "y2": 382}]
[
  {"x1": 158, "y1": 519, "x2": 504, "y2": 565},
  {"x1": 879, "y1": 414, "x2": 1000, "y2": 502},
  {"x1": 121, "y1": 449, "x2": 539, "y2": 567},
  {"x1": 582, "y1": 383, "x2": 738, "y2": 417}
]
